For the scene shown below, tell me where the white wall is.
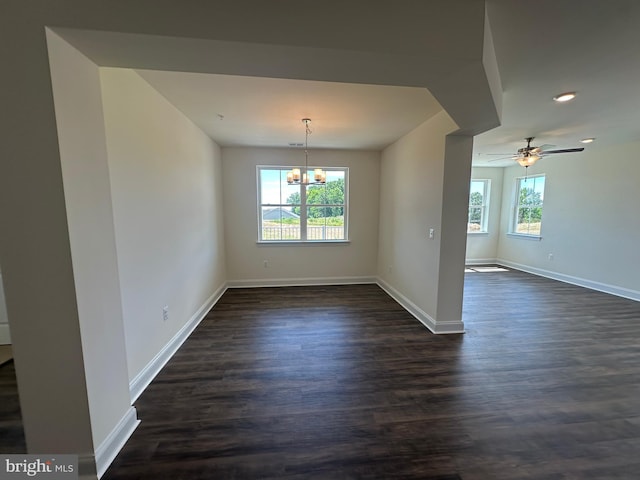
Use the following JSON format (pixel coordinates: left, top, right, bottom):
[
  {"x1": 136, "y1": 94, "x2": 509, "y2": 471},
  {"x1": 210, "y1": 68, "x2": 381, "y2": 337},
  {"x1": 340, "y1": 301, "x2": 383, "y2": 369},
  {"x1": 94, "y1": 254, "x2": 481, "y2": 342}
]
[
  {"x1": 377, "y1": 110, "x2": 459, "y2": 328},
  {"x1": 48, "y1": 32, "x2": 135, "y2": 456},
  {"x1": 100, "y1": 68, "x2": 227, "y2": 382},
  {"x1": 1, "y1": 17, "x2": 99, "y2": 469},
  {"x1": 465, "y1": 166, "x2": 504, "y2": 263},
  {"x1": 497, "y1": 141, "x2": 640, "y2": 299},
  {"x1": 222, "y1": 147, "x2": 379, "y2": 284},
  {"x1": 436, "y1": 134, "x2": 475, "y2": 325},
  {"x1": 0, "y1": 3, "x2": 497, "y2": 477}
]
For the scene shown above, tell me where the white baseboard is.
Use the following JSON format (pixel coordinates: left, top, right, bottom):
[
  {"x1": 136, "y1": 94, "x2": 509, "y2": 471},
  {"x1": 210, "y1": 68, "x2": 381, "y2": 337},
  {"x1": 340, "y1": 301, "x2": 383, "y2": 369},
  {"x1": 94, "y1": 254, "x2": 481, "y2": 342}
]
[
  {"x1": 0, "y1": 323, "x2": 11, "y2": 344},
  {"x1": 95, "y1": 406, "x2": 140, "y2": 479},
  {"x1": 376, "y1": 278, "x2": 465, "y2": 334},
  {"x1": 497, "y1": 259, "x2": 640, "y2": 302},
  {"x1": 129, "y1": 283, "x2": 227, "y2": 402},
  {"x1": 227, "y1": 276, "x2": 377, "y2": 288},
  {"x1": 465, "y1": 258, "x2": 498, "y2": 266}
]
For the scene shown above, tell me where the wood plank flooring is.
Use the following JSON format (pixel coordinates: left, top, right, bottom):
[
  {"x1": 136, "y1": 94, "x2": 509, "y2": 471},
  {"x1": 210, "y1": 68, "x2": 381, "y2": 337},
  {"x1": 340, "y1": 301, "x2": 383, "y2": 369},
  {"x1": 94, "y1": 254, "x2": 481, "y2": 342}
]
[
  {"x1": 0, "y1": 359, "x2": 25, "y2": 453},
  {"x1": 103, "y1": 272, "x2": 640, "y2": 479},
  {"x1": 0, "y1": 345, "x2": 13, "y2": 366},
  {"x1": 2, "y1": 268, "x2": 640, "y2": 478}
]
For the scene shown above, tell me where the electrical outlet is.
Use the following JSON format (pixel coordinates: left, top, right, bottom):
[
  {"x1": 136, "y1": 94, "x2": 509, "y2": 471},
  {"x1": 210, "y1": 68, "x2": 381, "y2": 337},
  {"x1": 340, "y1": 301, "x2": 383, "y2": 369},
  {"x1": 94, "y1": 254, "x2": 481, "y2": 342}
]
[
  {"x1": 263, "y1": 260, "x2": 269, "y2": 268},
  {"x1": 429, "y1": 228, "x2": 435, "y2": 239},
  {"x1": 162, "y1": 306, "x2": 169, "y2": 321},
  {"x1": 548, "y1": 253, "x2": 554, "y2": 261}
]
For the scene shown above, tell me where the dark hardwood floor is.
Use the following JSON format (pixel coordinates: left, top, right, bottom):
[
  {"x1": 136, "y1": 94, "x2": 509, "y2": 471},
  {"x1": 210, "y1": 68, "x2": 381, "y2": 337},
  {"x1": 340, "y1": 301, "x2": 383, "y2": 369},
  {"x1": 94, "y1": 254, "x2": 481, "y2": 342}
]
[
  {"x1": 0, "y1": 359, "x2": 25, "y2": 453},
  {"x1": 3, "y1": 268, "x2": 640, "y2": 478}
]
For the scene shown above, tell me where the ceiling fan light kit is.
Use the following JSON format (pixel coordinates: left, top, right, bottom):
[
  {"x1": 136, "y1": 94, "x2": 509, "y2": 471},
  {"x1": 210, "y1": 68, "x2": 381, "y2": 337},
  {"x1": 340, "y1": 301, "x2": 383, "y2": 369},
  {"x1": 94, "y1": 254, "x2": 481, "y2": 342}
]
[
  {"x1": 524, "y1": 136, "x2": 582, "y2": 168},
  {"x1": 488, "y1": 136, "x2": 586, "y2": 170},
  {"x1": 507, "y1": 91, "x2": 584, "y2": 168},
  {"x1": 516, "y1": 154, "x2": 540, "y2": 167}
]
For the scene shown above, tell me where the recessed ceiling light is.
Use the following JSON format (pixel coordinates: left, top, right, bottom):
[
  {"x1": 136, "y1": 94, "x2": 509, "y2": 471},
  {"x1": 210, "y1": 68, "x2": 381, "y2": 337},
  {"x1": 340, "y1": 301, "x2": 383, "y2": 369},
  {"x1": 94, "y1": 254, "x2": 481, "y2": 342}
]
[
  {"x1": 580, "y1": 137, "x2": 595, "y2": 143},
  {"x1": 553, "y1": 92, "x2": 576, "y2": 103}
]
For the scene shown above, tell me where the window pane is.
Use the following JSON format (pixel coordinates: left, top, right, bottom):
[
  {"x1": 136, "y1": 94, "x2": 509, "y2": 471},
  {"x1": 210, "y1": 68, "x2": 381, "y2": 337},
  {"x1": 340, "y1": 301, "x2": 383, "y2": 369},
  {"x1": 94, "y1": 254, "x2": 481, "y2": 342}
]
[
  {"x1": 260, "y1": 169, "x2": 279, "y2": 204},
  {"x1": 260, "y1": 169, "x2": 300, "y2": 205},
  {"x1": 258, "y1": 166, "x2": 347, "y2": 242},
  {"x1": 516, "y1": 207, "x2": 542, "y2": 235},
  {"x1": 261, "y1": 206, "x2": 300, "y2": 240},
  {"x1": 516, "y1": 207, "x2": 531, "y2": 234},
  {"x1": 469, "y1": 191, "x2": 483, "y2": 206},
  {"x1": 325, "y1": 169, "x2": 345, "y2": 187},
  {"x1": 306, "y1": 170, "x2": 345, "y2": 205},
  {"x1": 305, "y1": 169, "x2": 346, "y2": 240},
  {"x1": 532, "y1": 175, "x2": 545, "y2": 204},
  {"x1": 306, "y1": 183, "x2": 327, "y2": 205},
  {"x1": 469, "y1": 181, "x2": 485, "y2": 204},
  {"x1": 519, "y1": 176, "x2": 544, "y2": 206},
  {"x1": 280, "y1": 170, "x2": 299, "y2": 205},
  {"x1": 468, "y1": 206, "x2": 483, "y2": 232},
  {"x1": 468, "y1": 179, "x2": 489, "y2": 233},
  {"x1": 513, "y1": 174, "x2": 545, "y2": 236},
  {"x1": 306, "y1": 207, "x2": 345, "y2": 240}
]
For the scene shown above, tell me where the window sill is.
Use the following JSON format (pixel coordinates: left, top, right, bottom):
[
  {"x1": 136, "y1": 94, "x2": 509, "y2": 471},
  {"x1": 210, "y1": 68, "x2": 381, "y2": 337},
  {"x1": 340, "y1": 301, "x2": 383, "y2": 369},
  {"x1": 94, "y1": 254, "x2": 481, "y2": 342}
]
[
  {"x1": 467, "y1": 231, "x2": 489, "y2": 236},
  {"x1": 507, "y1": 233, "x2": 542, "y2": 241},
  {"x1": 257, "y1": 240, "x2": 351, "y2": 246}
]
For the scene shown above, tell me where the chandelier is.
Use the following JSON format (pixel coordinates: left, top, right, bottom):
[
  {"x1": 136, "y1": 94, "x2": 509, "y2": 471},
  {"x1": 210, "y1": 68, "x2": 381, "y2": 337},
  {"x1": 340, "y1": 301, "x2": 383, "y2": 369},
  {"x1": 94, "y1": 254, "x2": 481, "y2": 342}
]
[{"x1": 287, "y1": 118, "x2": 326, "y2": 185}]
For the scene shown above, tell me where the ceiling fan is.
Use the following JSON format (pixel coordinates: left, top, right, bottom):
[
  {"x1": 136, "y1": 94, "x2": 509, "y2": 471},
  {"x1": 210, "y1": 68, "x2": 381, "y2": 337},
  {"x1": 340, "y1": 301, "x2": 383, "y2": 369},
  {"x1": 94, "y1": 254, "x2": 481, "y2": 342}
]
[{"x1": 488, "y1": 137, "x2": 584, "y2": 168}]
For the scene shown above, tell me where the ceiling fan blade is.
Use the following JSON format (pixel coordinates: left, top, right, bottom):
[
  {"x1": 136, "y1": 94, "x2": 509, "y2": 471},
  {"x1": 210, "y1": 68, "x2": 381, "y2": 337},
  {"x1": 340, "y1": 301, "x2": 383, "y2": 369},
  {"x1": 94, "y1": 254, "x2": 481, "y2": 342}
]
[
  {"x1": 543, "y1": 148, "x2": 585, "y2": 154},
  {"x1": 535, "y1": 144, "x2": 556, "y2": 152},
  {"x1": 488, "y1": 156, "x2": 517, "y2": 162}
]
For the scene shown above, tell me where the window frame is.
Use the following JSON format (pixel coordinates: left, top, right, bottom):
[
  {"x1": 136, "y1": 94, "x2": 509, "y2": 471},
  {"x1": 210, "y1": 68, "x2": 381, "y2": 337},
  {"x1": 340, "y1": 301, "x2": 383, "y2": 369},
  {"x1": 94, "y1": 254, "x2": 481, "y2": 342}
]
[
  {"x1": 467, "y1": 179, "x2": 491, "y2": 234},
  {"x1": 510, "y1": 173, "x2": 546, "y2": 238},
  {"x1": 256, "y1": 165, "x2": 349, "y2": 243}
]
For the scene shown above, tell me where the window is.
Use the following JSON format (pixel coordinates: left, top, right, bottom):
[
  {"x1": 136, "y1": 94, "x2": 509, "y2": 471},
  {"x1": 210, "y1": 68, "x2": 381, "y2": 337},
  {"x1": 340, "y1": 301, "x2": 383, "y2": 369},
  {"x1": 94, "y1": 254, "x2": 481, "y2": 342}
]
[
  {"x1": 468, "y1": 179, "x2": 490, "y2": 233},
  {"x1": 257, "y1": 166, "x2": 348, "y2": 242},
  {"x1": 512, "y1": 174, "x2": 545, "y2": 236}
]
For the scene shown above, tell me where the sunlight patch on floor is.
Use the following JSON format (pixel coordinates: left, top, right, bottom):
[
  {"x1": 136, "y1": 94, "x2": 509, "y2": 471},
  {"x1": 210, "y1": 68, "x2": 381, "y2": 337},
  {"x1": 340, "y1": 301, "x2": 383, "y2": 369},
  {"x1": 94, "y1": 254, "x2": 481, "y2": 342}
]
[{"x1": 465, "y1": 266, "x2": 510, "y2": 273}]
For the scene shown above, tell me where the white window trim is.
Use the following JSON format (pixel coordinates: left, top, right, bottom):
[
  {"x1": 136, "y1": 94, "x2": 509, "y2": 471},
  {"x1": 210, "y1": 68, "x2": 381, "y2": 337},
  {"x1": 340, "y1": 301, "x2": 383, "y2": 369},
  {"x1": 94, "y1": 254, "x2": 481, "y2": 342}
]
[
  {"x1": 257, "y1": 165, "x2": 349, "y2": 243},
  {"x1": 510, "y1": 173, "x2": 545, "y2": 238},
  {"x1": 506, "y1": 232, "x2": 543, "y2": 241},
  {"x1": 467, "y1": 179, "x2": 491, "y2": 234}
]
